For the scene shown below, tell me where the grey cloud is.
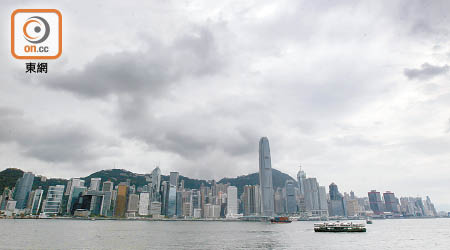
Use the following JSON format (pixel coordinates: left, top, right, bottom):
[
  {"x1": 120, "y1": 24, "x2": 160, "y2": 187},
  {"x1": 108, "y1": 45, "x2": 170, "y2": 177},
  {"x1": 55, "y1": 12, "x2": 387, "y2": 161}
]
[
  {"x1": 447, "y1": 118, "x2": 450, "y2": 133},
  {"x1": 41, "y1": 27, "x2": 223, "y2": 99},
  {"x1": 116, "y1": 98, "x2": 261, "y2": 159},
  {"x1": 0, "y1": 106, "x2": 115, "y2": 163},
  {"x1": 404, "y1": 63, "x2": 449, "y2": 80},
  {"x1": 333, "y1": 135, "x2": 377, "y2": 147}
]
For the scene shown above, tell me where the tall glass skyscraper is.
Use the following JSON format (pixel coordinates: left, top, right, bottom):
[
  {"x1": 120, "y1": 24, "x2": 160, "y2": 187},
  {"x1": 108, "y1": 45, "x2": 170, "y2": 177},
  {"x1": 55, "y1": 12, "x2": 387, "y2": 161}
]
[
  {"x1": 258, "y1": 137, "x2": 274, "y2": 217},
  {"x1": 226, "y1": 186, "x2": 238, "y2": 217},
  {"x1": 151, "y1": 167, "x2": 161, "y2": 201},
  {"x1": 167, "y1": 184, "x2": 177, "y2": 217},
  {"x1": 13, "y1": 172, "x2": 35, "y2": 209},
  {"x1": 296, "y1": 166, "x2": 306, "y2": 196},
  {"x1": 285, "y1": 180, "x2": 297, "y2": 214}
]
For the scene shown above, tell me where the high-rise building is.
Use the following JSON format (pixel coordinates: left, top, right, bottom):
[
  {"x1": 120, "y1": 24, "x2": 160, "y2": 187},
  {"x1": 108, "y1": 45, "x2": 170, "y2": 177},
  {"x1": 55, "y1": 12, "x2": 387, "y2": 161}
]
[
  {"x1": 328, "y1": 183, "x2": 346, "y2": 217},
  {"x1": 383, "y1": 191, "x2": 400, "y2": 214},
  {"x1": 167, "y1": 184, "x2": 177, "y2": 217},
  {"x1": 274, "y1": 187, "x2": 285, "y2": 214},
  {"x1": 42, "y1": 185, "x2": 65, "y2": 216},
  {"x1": 66, "y1": 178, "x2": 84, "y2": 213},
  {"x1": 150, "y1": 201, "x2": 161, "y2": 216},
  {"x1": 242, "y1": 185, "x2": 261, "y2": 216},
  {"x1": 102, "y1": 181, "x2": 114, "y2": 192},
  {"x1": 114, "y1": 183, "x2": 128, "y2": 217},
  {"x1": 258, "y1": 137, "x2": 274, "y2": 217},
  {"x1": 138, "y1": 192, "x2": 150, "y2": 216},
  {"x1": 151, "y1": 167, "x2": 161, "y2": 201},
  {"x1": 285, "y1": 180, "x2": 297, "y2": 214},
  {"x1": 169, "y1": 172, "x2": 179, "y2": 188},
  {"x1": 304, "y1": 178, "x2": 328, "y2": 217},
  {"x1": 226, "y1": 186, "x2": 238, "y2": 217},
  {"x1": 30, "y1": 188, "x2": 44, "y2": 215},
  {"x1": 127, "y1": 194, "x2": 139, "y2": 216},
  {"x1": 13, "y1": 172, "x2": 35, "y2": 209},
  {"x1": 368, "y1": 190, "x2": 384, "y2": 215},
  {"x1": 297, "y1": 166, "x2": 306, "y2": 196},
  {"x1": 89, "y1": 178, "x2": 101, "y2": 191}
]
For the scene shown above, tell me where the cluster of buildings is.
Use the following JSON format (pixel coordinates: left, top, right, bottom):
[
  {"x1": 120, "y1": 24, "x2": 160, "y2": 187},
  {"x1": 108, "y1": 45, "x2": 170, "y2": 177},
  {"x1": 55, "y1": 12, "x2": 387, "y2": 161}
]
[{"x1": 0, "y1": 137, "x2": 444, "y2": 219}]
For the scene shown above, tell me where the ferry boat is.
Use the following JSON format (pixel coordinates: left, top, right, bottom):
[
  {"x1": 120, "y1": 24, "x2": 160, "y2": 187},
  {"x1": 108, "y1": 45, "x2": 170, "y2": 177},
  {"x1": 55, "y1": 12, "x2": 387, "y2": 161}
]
[
  {"x1": 314, "y1": 221, "x2": 366, "y2": 232},
  {"x1": 270, "y1": 216, "x2": 292, "y2": 223}
]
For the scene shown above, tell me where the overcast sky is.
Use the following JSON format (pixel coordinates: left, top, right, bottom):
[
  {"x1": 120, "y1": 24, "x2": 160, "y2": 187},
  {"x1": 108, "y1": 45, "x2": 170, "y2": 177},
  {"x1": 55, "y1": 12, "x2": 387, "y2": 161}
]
[{"x1": 1, "y1": 1, "x2": 449, "y2": 210}]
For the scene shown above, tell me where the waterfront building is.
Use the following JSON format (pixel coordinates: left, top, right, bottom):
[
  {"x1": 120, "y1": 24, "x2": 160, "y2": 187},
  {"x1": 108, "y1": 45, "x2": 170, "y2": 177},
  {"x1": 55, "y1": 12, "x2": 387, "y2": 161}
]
[
  {"x1": 13, "y1": 172, "x2": 35, "y2": 209},
  {"x1": 226, "y1": 186, "x2": 238, "y2": 217},
  {"x1": 42, "y1": 185, "x2": 65, "y2": 216},
  {"x1": 368, "y1": 190, "x2": 384, "y2": 215},
  {"x1": 169, "y1": 172, "x2": 179, "y2": 188},
  {"x1": 285, "y1": 180, "x2": 297, "y2": 214},
  {"x1": 193, "y1": 208, "x2": 202, "y2": 218},
  {"x1": 304, "y1": 177, "x2": 328, "y2": 217},
  {"x1": 161, "y1": 181, "x2": 169, "y2": 215},
  {"x1": 150, "y1": 201, "x2": 161, "y2": 216},
  {"x1": 89, "y1": 178, "x2": 101, "y2": 191},
  {"x1": 176, "y1": 190, "x2": 183, "y2": 216},
  {"x1": 127, "y1": 194, "x2": 139, "y2": 216},
  {"x1": 258, "y1": 137, "x2": 274, "y2": 217},
  {"x1": 242, "y1": 185, "x2": 261, "y2": 216},
  {"x1": 30, "y1": 188, "x2": 44, "y2": 215},
  {"x1": 425, "y1": 196, "x2": 437, "y2": 217},
  {"x1": 383, "y1": 191, "x2": 400, "y2": 214},
  {"x1": 328, "y1": 183, "x2": 346, "y2": 217},
  {"x1": 66, "y1": 178, "x2": 84, "y2": 213},
  {"x1": 167, "y1": 184, "x2": 177, "y2": 217},
  {"x1": 274, "y1": 187, "x2": 285, "y2": 214},
  {"x1": 138, "y1": 192, "x2": 150, "y2": 216},
  {"x1": 114, "y1": 183, "x2": 128, "y2": 217}
]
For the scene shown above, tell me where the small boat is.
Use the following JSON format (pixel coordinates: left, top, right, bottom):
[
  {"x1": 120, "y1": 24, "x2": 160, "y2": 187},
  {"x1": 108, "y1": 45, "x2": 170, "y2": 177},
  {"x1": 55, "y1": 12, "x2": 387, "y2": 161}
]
[
  {"x1": 270, "y1": 216, "x2": 292, "y2": 223},
  {"x1": 314, "y1": 221, "x2": 366, "y2": 232},
  {"x1": 366, "y1": 219, "x2": 373, "y2": 224}
]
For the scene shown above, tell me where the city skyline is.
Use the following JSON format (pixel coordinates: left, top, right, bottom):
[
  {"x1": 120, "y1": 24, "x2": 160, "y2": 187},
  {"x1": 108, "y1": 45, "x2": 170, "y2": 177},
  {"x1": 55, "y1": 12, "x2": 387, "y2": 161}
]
[{"x1": 1, "y1": 0, "x2": 450, "y2": 212}]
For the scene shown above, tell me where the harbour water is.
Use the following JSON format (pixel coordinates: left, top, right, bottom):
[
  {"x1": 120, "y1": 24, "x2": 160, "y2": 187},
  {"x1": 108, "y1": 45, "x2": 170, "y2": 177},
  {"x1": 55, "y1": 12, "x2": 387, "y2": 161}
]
[{"x1": 0, "y1": 218, "x2": 449, "y2": 249}]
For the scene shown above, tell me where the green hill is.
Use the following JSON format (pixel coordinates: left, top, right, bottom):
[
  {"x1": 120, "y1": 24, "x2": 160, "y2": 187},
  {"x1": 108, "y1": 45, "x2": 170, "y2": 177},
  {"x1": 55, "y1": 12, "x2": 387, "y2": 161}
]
[{"x1": 0, "y1": 168, "x2": 24, "y2": 192}]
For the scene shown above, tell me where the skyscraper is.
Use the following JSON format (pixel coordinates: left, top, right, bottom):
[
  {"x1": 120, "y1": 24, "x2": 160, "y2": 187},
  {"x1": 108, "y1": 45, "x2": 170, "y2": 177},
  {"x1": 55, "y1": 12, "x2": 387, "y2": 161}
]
[
  {"x1": 30, "y1": 188, "x2": 44, "y2": 215},
  {"x1": 66, "y1": 178, "x2": 84, "y2": 213},
  {"x1": 169, "y1": 172, "x2": 179, "y2": 188},
  {"x1": 296, "y1": 166, "x2": 306, "y2": 196},
  {"x1": 383, "y1": 191, "x2": 400, "y2": 214},
  {"x1": 285, "y1": 180, "x2": 297, "y2": 214},
  {"x1": 328, "y1": 183, "x2": 346, "y2": 217},
  {"x1": 242, "y1": 185, "x2": 261, "y2": 216},
  {"x1": 368, "y1": 190, "x2": 384, "y2": 215},
  {"x1": 226, "y1": 186, "x2": 238, "y2": 217},
  {"x1": 13, "y1": 172, "x2": 35, "y2": 209},
  {"x1": 258, "y1": 137, "x2": 274, "y2": 217},
  {"x1": 274, "y1": 187, "x2": 285, "y2": 214},
  {"x1": 89, "y1": 178, "x2": 101, "y2": 191},
  {"x1": 42, "y1": 185, "x2": 65, "y2": 216},
  {"x1": 167, "y1": 184, "x2": 177, "y2": 217},
  {"x1": 304, "y1": 177, "x2": 328, "y2": 217},
  {"x1": 138, "y1": 192, "x2": 150, "y2": 216},
  {"x1": 151, "y1": 167, "x2": 161, "y2": 201},
  {"x1": 115, "y1": 183, "x2": 128, "y2": 217}
]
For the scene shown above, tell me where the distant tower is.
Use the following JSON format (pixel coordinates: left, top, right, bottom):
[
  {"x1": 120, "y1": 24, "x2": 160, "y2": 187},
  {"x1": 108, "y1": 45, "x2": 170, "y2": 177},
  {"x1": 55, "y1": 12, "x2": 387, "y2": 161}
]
[
  {"x1": 259, "y1": 137, "x2": 274, "y2": 217},
  {"x1": 226, "y1": 186, "x2": 238, "y2": 217},
  {"x1": 297, "y1": 166, "x2": 306, "y2": 196},
  {"x1": 13, "y1": 172, "x2": 35, "y2": 209},
  {"x1": 151, "y1": 167, "x2": 161, "y2": 201}
]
